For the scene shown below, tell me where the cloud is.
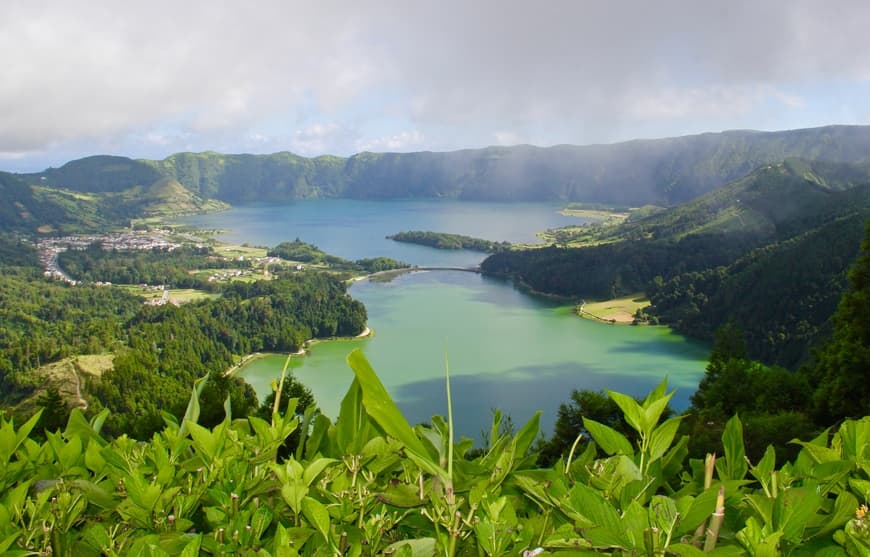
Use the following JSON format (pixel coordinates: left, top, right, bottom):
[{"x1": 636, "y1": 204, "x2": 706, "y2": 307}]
[
  {"x1": 357, "y1": 130, "x2": 424, "y2": 152},
  {"x1": 2, "y1": 0, "x2": 870, "y2": 166}
]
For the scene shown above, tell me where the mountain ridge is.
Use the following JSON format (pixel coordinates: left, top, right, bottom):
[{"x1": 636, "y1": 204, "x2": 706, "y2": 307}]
[{"x1": 17, "y1": 124, "x2": 870, "y2": 207}]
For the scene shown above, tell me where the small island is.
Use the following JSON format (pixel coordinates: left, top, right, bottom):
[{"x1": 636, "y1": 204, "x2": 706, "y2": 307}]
[{"x1": 387, "y1": 230, "x2": 511, "y2": 252}]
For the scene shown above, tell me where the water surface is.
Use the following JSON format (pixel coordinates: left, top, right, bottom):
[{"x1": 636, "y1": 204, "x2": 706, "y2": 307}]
[
  {"x1": 179, "y1": 199, "x2": 580, "y2": 266},
  {"x1": 239, "y1": 271, "x2": 708, "y2": 440},
  {"x1": 181, "y1": 199, "x2": 709, "y2": 439}
]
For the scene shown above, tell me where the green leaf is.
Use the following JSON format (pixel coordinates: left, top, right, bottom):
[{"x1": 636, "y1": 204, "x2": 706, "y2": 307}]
[
  {"x1": 185, "y1": 421, "x2": 216, "y2": 461},
  {"x1": 675, "y1": 488, "x2": 719, "y2": 536},
  {"x1": 281, "y1": 481, "x2": 308, "y2": 515},
  {"x1": 384, "y1": 538, "x2": 436, "y2": 557},
  {"x1": 512, "y1": 411, "x2": 541, "y2": 457},
  {"x1": 607, "y1": 390, "x2": 645, "y2": 434},
  {"x1": 568, "y1": 482, "x2": 626, "y2": 548},
  {"x1": 301, "y1": 496, "x2": 332, "y2": 544},
  {"x1": 719, "y1": 415, "x2": 748, "y2": 481},
  {"x1": 303, "y1": 458, "x2": 336, "y2": 486},
  {"x1": 336, "y1": 378, "x2": 370, "y2": 453},
  {"x1": 667, "y1": 543, "x2": 707, "y2": 556},
  {"x1": 621, "y1": 500, "x2": 648, "y2": 550},
  {"x1": 642, "y1": 394, "x2": 673, "y2": 435},
  {"x1": 178, "y1": 535, "x2": 202, "y2": 557},
  {"x1": 347, "y1": 349, "x2": 444, "y2": 478},
  {"x1": 583, "y1": 417, "x2": 634, "y2": 456},
  {"x1": 778, "y1": 486, "x2": 824, "y2": 543},
  {"x1": 648, "y1": 416, "x2": 683, "y2": 463},
  {"x1": 178, "y1": 375, "x2": 208, "y2": 438}
]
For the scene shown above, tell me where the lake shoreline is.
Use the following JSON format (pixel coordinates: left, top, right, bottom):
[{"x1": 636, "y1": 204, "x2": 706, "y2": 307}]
[{"x1": 226, "y1": 326, "x2": 373, "y2": 377}]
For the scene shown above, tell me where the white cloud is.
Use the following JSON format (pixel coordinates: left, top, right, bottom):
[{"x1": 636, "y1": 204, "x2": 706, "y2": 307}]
[
  {"x1": 493, "y1": 131, "x2": 523, "y2": 146},
  {"x1": 357, "y1": 130, "x2": 424, "y2": 152}
]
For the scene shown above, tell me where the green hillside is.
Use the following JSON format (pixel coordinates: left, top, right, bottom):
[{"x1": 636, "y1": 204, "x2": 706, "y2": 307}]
[
  {"x1": 481, "y1": 161, "x2": 870, "y2": 367},
  {"x1": 17, "y1": 125, "x2": 870, "y2": 206}
]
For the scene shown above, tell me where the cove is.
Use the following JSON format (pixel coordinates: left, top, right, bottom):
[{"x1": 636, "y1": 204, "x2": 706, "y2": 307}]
[
  {"x1": 179, "y1": 199, "x2": 709, "y2": 440},
  {"x1": 238, "y1": 271, "x2": 709, "y2": 440}
]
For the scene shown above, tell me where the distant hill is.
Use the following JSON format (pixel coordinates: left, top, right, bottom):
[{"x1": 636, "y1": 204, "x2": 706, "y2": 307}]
[
  {"x1": 0, "y1": 169, "x2": 227, "y2": 235},
  {"x1": 29, "y1": 155, "x2": 164, "y2": 193},
  {"x1": 16, "y1": 125, "x2": 870, "y2": 206},
  {"x1": 0, "y1": 171, "x2": 115, "y2": 234}
]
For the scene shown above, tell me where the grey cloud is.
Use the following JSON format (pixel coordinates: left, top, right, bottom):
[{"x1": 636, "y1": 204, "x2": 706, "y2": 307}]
[{"x1": 1, "y1": 0, "x2": 869, "y2": 162}]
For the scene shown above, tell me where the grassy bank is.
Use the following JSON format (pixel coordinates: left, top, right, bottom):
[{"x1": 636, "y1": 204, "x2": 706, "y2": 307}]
[{"x1": 577, "y1": 294, "x2": 650, "y2": 324}]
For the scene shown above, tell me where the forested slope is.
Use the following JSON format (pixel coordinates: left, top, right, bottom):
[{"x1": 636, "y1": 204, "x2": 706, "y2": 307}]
[{"x1": 482, "y1": 161, "x2": 870, "y2": 367}]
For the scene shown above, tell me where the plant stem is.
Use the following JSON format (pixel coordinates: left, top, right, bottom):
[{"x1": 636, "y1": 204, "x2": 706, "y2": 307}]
[{"x1": 703, "y1": 487, "x2": 726, "y2": 552}]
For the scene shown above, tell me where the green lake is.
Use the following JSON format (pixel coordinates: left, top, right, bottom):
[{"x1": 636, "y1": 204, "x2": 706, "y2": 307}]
[{"x1": 180, "y1": 200, "x2": 710, "y2": 439}]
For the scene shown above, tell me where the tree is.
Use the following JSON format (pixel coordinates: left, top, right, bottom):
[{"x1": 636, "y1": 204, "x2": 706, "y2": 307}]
[
  {"x1": 36, "y1": 386, "x2": 70, "y2": 434},
  {"x1": 811, "y1": 219, "x2": 870, "y2": 423},
  {"x1": 539, "y1": 389, "x2": 634, "y2": 465},
  {"x1": 258, "y1": 374, "x2": 317, "y2": 460}
]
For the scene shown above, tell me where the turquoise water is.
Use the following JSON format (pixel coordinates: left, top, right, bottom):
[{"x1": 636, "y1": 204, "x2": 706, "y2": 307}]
[
  {"x1": 179, "y1": 200, "x2": 709, "y2": 439},
  {"x1": 240, "y1": 272, "x2": 708, "y2": 439}
]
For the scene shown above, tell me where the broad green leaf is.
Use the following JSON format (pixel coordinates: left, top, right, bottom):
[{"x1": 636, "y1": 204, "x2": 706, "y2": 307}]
[
  {"x1": 675, "y1": 487, "x2": 719, "y2": 536},
  {"x1": 301, "y1": 496, "x2": 332, "y2": 544},
  {"x1": 178, "y1": 535, "x2": 202, "y2": 557},
  {"x1": 837, "y1": 418, "x2": 868, "y2": 462},
  {"x1": 649, "y1": 495, "x2": 679, "y2": 535},
  {"x1": 750, "y1": 446, "x2": 776, "y2": 489},
  {"x1": 643, "y1": 378, "x2": 670, "y2": 406},
  {"x1": 64, "y1": 408, "x2": 106, "y2": 447},
  {"x1": 385, "y1": 538, "x2": 436, "y2": 557},
  {"x1": 778, "y1": 486, "x2": 824, "y2": 543},
  {"x1": 719, "y1": 415, "x2": 748, "y2": 481},
  {"x1": 281, "y1": 481, "x2": 308, "y2": 514},
  {"x1": 648, "y1": 416, "x2": 683, "y2": 463},
  {"x1": 178, "y1": 375, "x2": 208, "y2": 437},
  {"x1": 583, "y1": 417, "x2": 634, "y2": 456},
  {"x1": 642, "y1": 394, "x2": 673, "y2": 435},
  {"x1": 185, "y1": 421, "x2": 216, "y2": 461},
  {"x1": 793, "y1": 441, "x2": 841, "y2": 464},
  {"x1": 303, "y1": 458, "x2": 336, "y2": 486},
  {"x1": 336, "y1": 378, "x2": 369, "y2": 453},
  {"x1": 544, "y1": 523, "x2": 594, "y2": 549},
  {"x1": 621, "y1": 500, "x2": 648, "y2": 550},
  {"x1": 512, "y1": 411, "x2": 541, "y2": 457},
  {"x1": 815, "y1": 490, "x2": 857, "y2": 536},
  {"x1": 568, "y1": 482, "x2": 626, "y2": 548},
  {"x1": 607, "y1": 390, "x2": 644, "y2": 434},
  {"x1": 347, "y1": 349, "x2": 444, "y2": 478}
]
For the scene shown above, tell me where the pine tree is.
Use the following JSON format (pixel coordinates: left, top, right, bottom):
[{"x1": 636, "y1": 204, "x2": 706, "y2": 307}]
[{"x1": 36, "y1": 386, "x2": 70, "y2": 433}]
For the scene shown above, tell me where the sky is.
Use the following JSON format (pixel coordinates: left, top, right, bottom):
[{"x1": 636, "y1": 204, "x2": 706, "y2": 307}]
[{"x1": 3, "y1": 0, "x2": 870, "y2": 172}]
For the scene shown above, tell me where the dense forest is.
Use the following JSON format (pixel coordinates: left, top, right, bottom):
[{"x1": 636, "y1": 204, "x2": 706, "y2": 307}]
[
  {"x1": 267, "y1": 239, "x2": 408, "y2": 273},
  {"x1": 538, "y1": 218, "x2": 870, "y2": 472},
  {"x1": 388, "y1": 230, "x2": 511, "y2": 252},
  {"x1": 0, "y1": 236, "x2": 367, "y2": 439},
  {"x1": 482, "y1": 161, "x2": 870, "y2": 367}
]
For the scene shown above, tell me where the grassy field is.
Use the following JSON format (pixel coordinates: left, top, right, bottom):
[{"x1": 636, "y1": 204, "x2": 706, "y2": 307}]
[
  {"x1": 13, "y1": 354, "x2": 115, "y2": 415},
  {"x1": 167, "y1": 288, "x2": 220, "y2": 303},
  {"x1": 560, "y1": 207, "x2": 630, "y2": 222},
  {"x1": 214, "y1": 244, "x2": 269, "y2": 258},
  {"x1": 577, "y1": 294, "x2": 650, "y2": 324}
]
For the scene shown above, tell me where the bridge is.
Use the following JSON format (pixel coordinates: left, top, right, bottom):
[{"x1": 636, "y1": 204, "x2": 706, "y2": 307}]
[{"x1": 355, "y1": 265, "x2": 481, "y2": 282}]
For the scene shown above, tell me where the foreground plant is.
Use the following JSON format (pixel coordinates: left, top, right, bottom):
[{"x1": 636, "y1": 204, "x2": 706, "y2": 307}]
[{"x1": 0, "y1": 348, "x2": 865, "y2": 555}]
